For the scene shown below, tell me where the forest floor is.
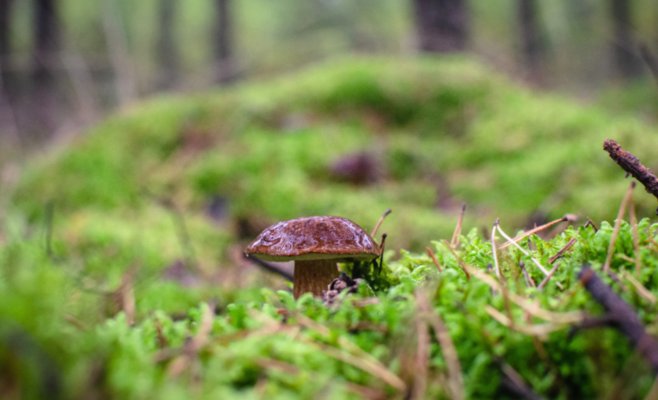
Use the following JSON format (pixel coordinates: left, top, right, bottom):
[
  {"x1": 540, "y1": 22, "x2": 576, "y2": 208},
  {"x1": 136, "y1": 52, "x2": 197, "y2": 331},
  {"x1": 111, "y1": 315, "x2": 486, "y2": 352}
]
[{"x1": 2, "y1": 55, "x2": 658, "y2": 398}]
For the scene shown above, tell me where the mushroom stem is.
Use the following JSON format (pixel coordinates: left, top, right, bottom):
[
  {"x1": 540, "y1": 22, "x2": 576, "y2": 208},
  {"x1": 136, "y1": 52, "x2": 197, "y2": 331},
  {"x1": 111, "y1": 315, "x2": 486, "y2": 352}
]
[{"x1": 293, "y1": 259, "x2": 338, "y2": 298}]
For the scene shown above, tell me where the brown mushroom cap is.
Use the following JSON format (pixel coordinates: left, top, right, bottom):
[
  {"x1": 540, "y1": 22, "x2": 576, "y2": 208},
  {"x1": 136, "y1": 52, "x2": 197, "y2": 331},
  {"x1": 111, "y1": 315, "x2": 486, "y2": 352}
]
[{"x1": 245, "y1": 216, "x2": 380, "y2": 262}]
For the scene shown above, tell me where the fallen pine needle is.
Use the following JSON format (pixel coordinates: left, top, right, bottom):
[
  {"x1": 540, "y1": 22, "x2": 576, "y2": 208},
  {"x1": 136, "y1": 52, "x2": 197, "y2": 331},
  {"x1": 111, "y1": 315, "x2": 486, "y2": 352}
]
[
  {"x1": 499, "y1": 215, "x2": 574, "y2": 250},
  {"x1": 604, "y1": 181, "x2": 635, "y2": 272},
  {"x1": 426, "y1": 247, "x2": 443, "y2": 272},
  {"x1": 622, "y1": 272, "x2": 657, "y2": 305},
  {"x1": 306, "y1": 340, "x2": 406, "y2": 391},
  {"x1": 486, "y1": 306, "x2": 568, "y2": 337},
  {"x1": 465, "y1": 265, "x2": 583, "y2": 324},
  {"x1": 629, "y1": 197, "x2": 642, "y2": 275},
  {"x1": 491, "y1": 220, "x2": 501, "y2": 278},
  {"x1": 537, "y1": 263, "x2": 560, "y2": 290},
  {"x1": 496, "y1": 224, "x2": 549, "y2": 276},
  {"x1": 548, "y1": 238, "x2": 577, "y2": 264},
  {"x1": 450, "y1": 203, "x2": 466, "y2": 249},
  {"x1": 371, "y1": 208, "x2": 392, "y2": 238},
  {"x1": 422, "y1": 302, "x2": 464, "y2": 400},
  {"x1": 167, "y1": 302, "x2": 215, "y2": 377},
  {"x1": 296, "y1": 315, "x2": 407, "y2": 392}
]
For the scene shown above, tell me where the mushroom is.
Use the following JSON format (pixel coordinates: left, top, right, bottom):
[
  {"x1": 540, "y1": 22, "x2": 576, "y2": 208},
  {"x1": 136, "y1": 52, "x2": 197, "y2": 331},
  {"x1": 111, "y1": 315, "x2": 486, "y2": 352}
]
[{"x1": 244, "y1": 216, "x2": 381, "y2": 298}]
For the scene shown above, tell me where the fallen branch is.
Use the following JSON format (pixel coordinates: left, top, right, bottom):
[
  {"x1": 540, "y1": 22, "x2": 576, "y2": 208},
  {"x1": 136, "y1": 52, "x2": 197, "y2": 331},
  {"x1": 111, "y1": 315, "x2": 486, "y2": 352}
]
[
  {"x1": 578, "y1": 266, "x2": 658, "y2": 374},
  {"x1": 603, "y1": 139, "x2": 658, "y2": 201}
]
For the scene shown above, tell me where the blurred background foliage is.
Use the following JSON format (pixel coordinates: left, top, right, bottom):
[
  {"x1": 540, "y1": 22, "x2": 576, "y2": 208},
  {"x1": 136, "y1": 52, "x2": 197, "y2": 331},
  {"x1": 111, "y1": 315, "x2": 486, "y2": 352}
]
[{"x1": 2, "y1": 0, "x2": 658, "y2": 148}]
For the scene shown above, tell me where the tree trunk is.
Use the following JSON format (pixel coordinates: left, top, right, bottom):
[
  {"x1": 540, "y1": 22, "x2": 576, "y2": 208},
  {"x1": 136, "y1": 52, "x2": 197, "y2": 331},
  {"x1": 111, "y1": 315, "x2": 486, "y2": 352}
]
[
  {"x1": 609, "y1": 0, "x2": 642, "y2": 79},
  {"x1": 0, "y1": 0, "x2": 14, "y2": 89},
  {"x1": 213, "y1": 0, "x2": 234, "y2": 83},
  {"x1": 517, "y1": 0, "x2": 546, "y2": 84},
  {"x1": 31, "y1": 0, "x2": 60, "y2": 138},
  {"x1": 156, "y1": 0, "x2": 178, "y2": 89},
  {"x1": 33, "y1": 0, "x2": 59, "y2": 84},
  {"x1": 412, "y1": 0, "x2": 469, "y2": 53}
]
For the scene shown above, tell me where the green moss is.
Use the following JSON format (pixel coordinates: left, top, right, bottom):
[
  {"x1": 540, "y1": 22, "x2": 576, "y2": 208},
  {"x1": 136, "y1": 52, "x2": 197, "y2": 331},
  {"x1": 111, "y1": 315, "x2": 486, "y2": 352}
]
[{"x1": 5, "y1": 56, "x2": 658, "y2": 398}]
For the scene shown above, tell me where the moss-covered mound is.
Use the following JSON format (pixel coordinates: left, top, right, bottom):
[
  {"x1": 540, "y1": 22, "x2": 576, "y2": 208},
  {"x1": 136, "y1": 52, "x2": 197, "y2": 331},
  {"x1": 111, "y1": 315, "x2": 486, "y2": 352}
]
[
  {"x1": 4, "y1": 56, "x2": 658, "y2": 398},
  {"x1": 9, "y1": 56, "x2": 658, "y2": 265}
]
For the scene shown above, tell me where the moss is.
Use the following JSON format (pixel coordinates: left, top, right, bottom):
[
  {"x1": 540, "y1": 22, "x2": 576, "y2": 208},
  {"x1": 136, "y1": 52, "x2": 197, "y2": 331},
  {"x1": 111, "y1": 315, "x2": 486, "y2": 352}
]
[{"x1": 4, "y1": 56, "x2": 658, "y2": 398}]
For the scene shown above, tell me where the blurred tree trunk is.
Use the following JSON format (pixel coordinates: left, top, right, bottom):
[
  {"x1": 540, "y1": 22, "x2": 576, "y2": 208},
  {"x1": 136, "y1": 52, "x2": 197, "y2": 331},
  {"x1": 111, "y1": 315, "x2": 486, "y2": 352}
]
[
  {"x1": 517, "y1": 0, "x2": 547, "y2": 84},
  {"x1": 0, "y1": 0, "x2": 14, "y2": 89},
  {"x1": 156, "y1": 0, "x2": 179, "y2": 89},
  {"x1": 412, "y1": 0, "x2": 469, "y2": 53},
  {"x1": 213, "y1": 0, "x2": 235, "y2": 83},
  {"x1": 31, "y1": 0, "x2": 60, "y2": 137},
  {"x1": 33, "y1": 0, "x2": 59, "y2": 84},
  {"x1": 609, "y1": 0, "x2": 642, "y2": 79},
  {"x1": 0, "y1": 0, "x2": 19, "y2": 140}
]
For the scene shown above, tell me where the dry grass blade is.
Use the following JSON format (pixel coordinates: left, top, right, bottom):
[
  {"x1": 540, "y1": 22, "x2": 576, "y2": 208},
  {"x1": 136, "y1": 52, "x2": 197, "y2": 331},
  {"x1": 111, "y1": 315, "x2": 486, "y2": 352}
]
[
  {"x1": 486, "y1": 306, "x2": 567, "y2": 337},
  {"x1": 499, "y1": 215, "x2": 573, "y2": 250},
  {"x1": 167, "y1": 303, "x2": 215, "y2": 377},
  {"x1": 307, "y1": 341, "x2": 407, "y2": 392},
  {"x1": 296, "y1": 315, "x2": 407, "y2": 392},
  {"x1": 417, "y1": 291, "x2": 464, "y2": 400},
  {"x1": 110, "y1": 266, "x2": 137, "y2": 325},
  {"x1": 407, "y1": 293, "x2": 431, "y2": 400},
  {"x1": 426, "y1": 246, "x2": 443, "y2": 272},
  {"x1": 604, "y1": 181, "x2": 635, "y2": 272},
  {"x1": 496, "y1": 224, "x2": 549, "y2": 276},
  {"x1": 257, "y1": 358, "x2": 388, "y2": 399},
  {"x1": 491, "y1": 220, "x2": 502, "y2": 278},
  {"x1": 465, "y1": 265, "x2": 583, "y2": 324},
  {"x1": 450, "y1": 203, "x2": 466, "y2": 249},
  {"x1": 622, "y1": 272, "x2": 657, "y2": 305},
  {"x1": 414, "y1": 315, "x2": 430, "y2": 400}
]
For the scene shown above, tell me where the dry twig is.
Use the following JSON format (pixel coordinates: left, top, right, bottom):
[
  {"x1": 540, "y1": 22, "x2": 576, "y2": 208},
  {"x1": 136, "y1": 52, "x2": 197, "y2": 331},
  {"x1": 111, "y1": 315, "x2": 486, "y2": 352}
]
[{"x1": 604, "y1": 139, "x2": 658, "y2": 201}]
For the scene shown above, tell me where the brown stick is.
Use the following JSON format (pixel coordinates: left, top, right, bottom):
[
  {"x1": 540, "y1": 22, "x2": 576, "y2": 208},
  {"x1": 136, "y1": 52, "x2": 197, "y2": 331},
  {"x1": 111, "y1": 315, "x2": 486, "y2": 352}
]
[
  {"x1": 578, "y1": 266, "x2": 658, "y2": 374},
  {"x1": 603, "y1": 139, "x2": 658, "y2": 201}
]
